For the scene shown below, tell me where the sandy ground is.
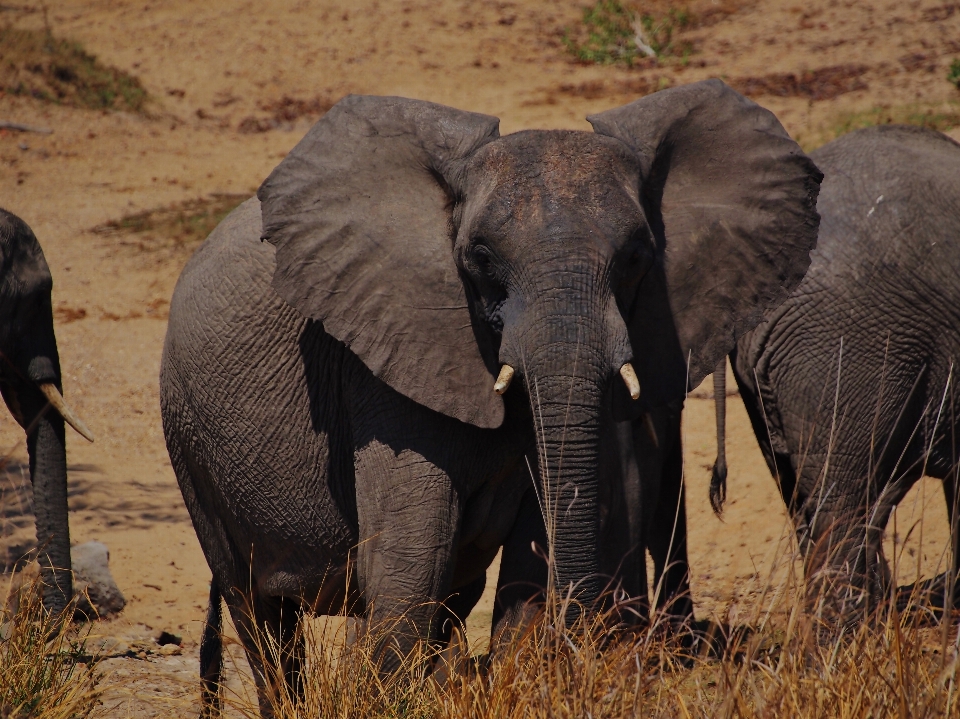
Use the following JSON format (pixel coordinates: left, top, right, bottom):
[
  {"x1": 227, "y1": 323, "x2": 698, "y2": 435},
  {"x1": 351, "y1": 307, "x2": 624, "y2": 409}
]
[{"x1": 2, "y1": 0, "x2": 960, "y2": 714}]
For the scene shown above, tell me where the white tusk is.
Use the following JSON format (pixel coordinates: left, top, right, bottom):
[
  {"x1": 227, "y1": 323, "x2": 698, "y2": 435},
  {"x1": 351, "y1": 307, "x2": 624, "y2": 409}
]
[
  {"x1": 493, "y1": 364, "x2": 515, "y2": 395},
  {"x1": 620, "y1": 363, "x2": 641, "y2": 400},
  {"x1": 39, "y1": 383, "x2": 95, "y2": 442}
]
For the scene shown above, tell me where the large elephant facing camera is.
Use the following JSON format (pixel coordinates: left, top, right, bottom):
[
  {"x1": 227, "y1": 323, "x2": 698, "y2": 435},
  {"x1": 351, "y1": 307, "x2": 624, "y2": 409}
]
[
  {"x1": 160, "y1": 79, "x2": 820, "y2": 715},
  {"x1": 1, "y1": 208, "x2": 94, "y2": 616}
]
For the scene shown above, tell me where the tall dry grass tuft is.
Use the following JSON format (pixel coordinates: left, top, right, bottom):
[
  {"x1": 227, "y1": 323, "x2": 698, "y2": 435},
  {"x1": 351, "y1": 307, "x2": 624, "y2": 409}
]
[
  {"x1": 217, "y1": 564, "x2": 960, "y2": 718},
  {"x1": 0, "y1": 574, "x2": 102, "y2": 719}
]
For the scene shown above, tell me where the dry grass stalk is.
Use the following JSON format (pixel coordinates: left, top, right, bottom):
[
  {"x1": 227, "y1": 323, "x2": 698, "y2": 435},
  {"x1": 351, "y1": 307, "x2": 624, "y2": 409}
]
[{"x1": 0, "y1": 574, "x2": 102, "y2": 719}]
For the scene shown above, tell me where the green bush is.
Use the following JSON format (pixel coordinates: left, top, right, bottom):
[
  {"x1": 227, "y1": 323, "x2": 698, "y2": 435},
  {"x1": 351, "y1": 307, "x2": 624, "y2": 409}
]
[
  {"x1": 949, "y1": 58, "x2": 960, "y2": 89},
  {"x1": 562, "y1": 1, "x2": 692, "y2": 66}
]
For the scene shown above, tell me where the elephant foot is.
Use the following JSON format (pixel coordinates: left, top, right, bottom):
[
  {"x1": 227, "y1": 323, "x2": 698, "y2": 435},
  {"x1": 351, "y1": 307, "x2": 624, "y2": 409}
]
[{"x1": 896, "y1": 571, "x2": 960, "y2": 624}]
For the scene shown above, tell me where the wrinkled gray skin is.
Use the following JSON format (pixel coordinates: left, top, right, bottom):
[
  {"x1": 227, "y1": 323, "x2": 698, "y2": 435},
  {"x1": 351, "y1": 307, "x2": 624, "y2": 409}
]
[
  {"x1": 160, "y1": 79, "x2": 821, "y2": 716},
  {"x1": 711, "y1": 125, "x2": 960, "y2": 626},
  {"x1": 0, "y1": 208, "x2": 73, "y2": 615}
]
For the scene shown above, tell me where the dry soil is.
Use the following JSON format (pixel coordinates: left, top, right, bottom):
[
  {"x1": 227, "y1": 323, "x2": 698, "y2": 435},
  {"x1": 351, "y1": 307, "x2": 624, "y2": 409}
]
[{"x1": 2, "y1": 1, "x2": 959, "y2": 715}]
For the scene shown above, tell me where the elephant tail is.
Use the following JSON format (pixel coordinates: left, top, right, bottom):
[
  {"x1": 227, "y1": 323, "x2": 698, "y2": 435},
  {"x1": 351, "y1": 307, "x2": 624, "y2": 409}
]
[
  {"x1": 709, "y1": 358, "x2": 728, "y2": 516},
  {"x1": 200, "y1": 577, "x2": 223, "y2": 718}
]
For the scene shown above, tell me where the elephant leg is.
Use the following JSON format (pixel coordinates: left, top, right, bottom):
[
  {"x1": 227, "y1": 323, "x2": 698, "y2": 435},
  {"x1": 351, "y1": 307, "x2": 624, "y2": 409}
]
[
  {"x1": 492, "y1": 486, "x2": 548, "y2": 645},
  {"x1": 435, "y1": 574, "x2": 486, "y2": 647},
  {"x1": 432, "y1": 574, "x2": 487, "y2": 680},
  {"x1": 598, "y1": 419, "x2": 648, "y2": 627},
  {"x1": 199, "y1": 579, "x2": 223, "y2": 718},
  {"x1": 639, "y1": 407, "x2": 693, "y2": 626},
  {"x1": 943, "y1": 476, "x2": 960, "y2": 608},
  {"x1": 222, "y1": 587, "x2": 304, "y2": 718},
  {"x1": 800, "y1": 474, "x2": 902, "y2": 626},
  {"x1": 352, "y1": 438, "x2": 461, "y2": 671}
]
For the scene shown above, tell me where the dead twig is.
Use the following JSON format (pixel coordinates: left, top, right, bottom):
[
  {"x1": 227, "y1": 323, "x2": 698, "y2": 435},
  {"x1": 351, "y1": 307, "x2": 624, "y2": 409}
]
[{"x1": 0, "y1": 121, "x2": 53, "y2": 134}]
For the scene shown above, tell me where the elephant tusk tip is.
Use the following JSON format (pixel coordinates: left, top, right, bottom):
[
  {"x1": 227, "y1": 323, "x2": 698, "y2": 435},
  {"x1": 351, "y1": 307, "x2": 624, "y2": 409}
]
[
  {"x1": 493, "y1": 364, "x2": 515, "y2": 395},
  {"x1": 620, "y1": 363, "x2": 641, "y2": 400},
  {"x1": 38, "y1": 383, "x2": 95, "y2": 442}
]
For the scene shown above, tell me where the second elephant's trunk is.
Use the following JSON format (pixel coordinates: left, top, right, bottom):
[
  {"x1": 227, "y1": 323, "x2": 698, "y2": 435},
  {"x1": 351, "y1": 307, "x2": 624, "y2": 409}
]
[{"x1": 21, "y1": 382, "x2": 73, "y2": 616}]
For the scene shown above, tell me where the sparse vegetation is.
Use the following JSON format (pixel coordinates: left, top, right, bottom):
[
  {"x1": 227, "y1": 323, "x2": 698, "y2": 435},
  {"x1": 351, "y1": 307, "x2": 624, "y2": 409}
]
[
  {"x1": 562, "y1": 1, "x2": 692, "y2": 66},
  {"x1": 949, "y1": 58, "x2": 960, "y2": 90},
  {"x1": 793, "y1": 103, "x2": 960, "y2": 152},
  {"x1": 0, "y1": 576, "x2": 101, "y2": 719},
  {"x1": 91, "y1": 194, "x2": 248, "y2": 262},
  {"x1": 0, "y1": 26, "x2": 147, "y2": 112},
  {"x1": 218, "y1": 583, "x2": 960, "y2": 719},
  {"x1": 830, "y1": 104, "x2": 960, "y2": 143}
]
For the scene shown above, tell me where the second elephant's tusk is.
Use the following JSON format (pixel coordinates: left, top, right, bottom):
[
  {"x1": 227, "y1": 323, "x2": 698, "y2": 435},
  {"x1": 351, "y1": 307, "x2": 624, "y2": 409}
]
[
  {"x1": 493, "y1": 364, "x2": 515, "y2": 395},
  {"x1": 620, "y1": 363, "x2": 641, "y2": 400},
  {"x1": 39, "y1": 383, "x2": 95, "y2": 442}
]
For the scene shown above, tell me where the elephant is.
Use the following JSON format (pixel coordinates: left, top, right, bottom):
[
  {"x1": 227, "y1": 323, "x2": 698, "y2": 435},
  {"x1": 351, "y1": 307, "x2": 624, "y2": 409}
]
[
  {"x1": 710, "y1": 125, "x2": 960, "y2": 626},
  {"x1": 159, "y1": 79, "x2": 821, "y2": 715},
  {"x1": 0, "y1": 208, "x2": 94, "y2": 616}
]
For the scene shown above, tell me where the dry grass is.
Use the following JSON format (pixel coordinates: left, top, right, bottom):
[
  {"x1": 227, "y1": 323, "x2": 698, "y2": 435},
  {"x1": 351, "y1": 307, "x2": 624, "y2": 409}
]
[
  {"x1": 796, "y1": 102, "x2": 960, "y2": 151},
  {"x1": 0, "y1": 26, "x2": 147, "y2": 113},
  {"x1": 0, "y1": 575, "x2": 102, "y2": 719},
  {"x1": 209, "y1": 577, "x2": 960, "y2": 719}
]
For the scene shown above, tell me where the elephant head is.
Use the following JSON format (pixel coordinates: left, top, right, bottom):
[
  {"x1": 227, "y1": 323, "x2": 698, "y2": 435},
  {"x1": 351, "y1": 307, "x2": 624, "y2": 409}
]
[
  {"x1": 0, "y1": 208, "x2": 93, "y2": 615},
  {"x1": 258, "y1": 80, "x2": 821, "y2": 609}
]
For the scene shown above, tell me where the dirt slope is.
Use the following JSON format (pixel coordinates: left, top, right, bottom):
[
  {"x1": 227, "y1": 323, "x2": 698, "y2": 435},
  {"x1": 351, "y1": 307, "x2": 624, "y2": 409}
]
[{"x1": 2, "y1": 0, "x2": 958, "y2": 713}]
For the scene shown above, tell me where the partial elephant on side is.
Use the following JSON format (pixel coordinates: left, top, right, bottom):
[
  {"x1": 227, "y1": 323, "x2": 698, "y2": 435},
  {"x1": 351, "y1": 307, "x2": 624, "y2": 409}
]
[
  {"x1": 0, "y1": 208, "x2": 94, "y2": 616},
  {"x1": 710, "y1": 125, "x2": 960, "y2": 626},
  {"x1": 159, "y1": 79, "x2": 821, "y2": 716}
]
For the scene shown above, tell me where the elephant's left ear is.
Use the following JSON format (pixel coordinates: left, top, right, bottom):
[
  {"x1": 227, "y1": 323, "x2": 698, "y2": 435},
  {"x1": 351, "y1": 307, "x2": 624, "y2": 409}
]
[{"x1": 589, "y1": 79, "x2": 822, "y2": 407}]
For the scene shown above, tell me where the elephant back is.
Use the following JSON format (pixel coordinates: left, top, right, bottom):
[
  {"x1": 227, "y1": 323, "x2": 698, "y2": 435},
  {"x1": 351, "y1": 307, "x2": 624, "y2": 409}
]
[{"x1": 808, "y1": 125, "x2": 960, "y2": 301}]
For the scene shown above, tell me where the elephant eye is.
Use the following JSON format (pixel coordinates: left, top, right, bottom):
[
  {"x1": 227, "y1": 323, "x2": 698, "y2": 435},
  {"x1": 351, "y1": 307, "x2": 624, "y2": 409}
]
[{"x1": 472, "y1": 243, "x2": 496, "y2": 276}]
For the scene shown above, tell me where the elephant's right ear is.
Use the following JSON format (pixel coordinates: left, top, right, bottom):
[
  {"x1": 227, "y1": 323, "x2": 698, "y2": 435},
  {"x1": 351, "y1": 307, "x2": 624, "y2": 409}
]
[{"x1": 258, "y1": 95, "x2": 505, "y2": 428}]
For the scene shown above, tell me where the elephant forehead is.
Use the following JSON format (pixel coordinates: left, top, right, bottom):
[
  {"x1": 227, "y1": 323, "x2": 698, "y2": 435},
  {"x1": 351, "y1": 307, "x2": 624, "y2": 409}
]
[{"x1": 465, "y1": 130, "x2": 641, "y2": 229}]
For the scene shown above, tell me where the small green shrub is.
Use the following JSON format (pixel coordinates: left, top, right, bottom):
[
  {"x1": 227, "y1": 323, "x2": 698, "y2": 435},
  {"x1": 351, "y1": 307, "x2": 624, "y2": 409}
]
[
  {"x1": 637, "y1": 8, "x2": 692, "y2": 57},
  {"x1": 949, "y1": 58, "x2": 960, "y2": 89},
  {"x1": 562, "y1": 1, "x2": 692, "y2": 66},
  {"x1": 0, "y1": 26, "x2": 147, "y2": 112},
  {"x1": 562, "y1": 1, "x2": 638, "y2": 65}
]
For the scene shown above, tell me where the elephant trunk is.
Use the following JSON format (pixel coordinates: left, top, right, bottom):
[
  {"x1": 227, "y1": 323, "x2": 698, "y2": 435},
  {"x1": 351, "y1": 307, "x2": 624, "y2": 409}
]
[
  {"x1": 528, "y1": 373, "x2": 605, "y2": 607},
  {"x1": 506, "y1": 286, "x2": 632, "y2": 617},
  {"x1": 14, "y1": 343, "x2": 74, "y2": 616},
  {"x1": 25, "y1": 389, "x2": 72, "y2": 616}
]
